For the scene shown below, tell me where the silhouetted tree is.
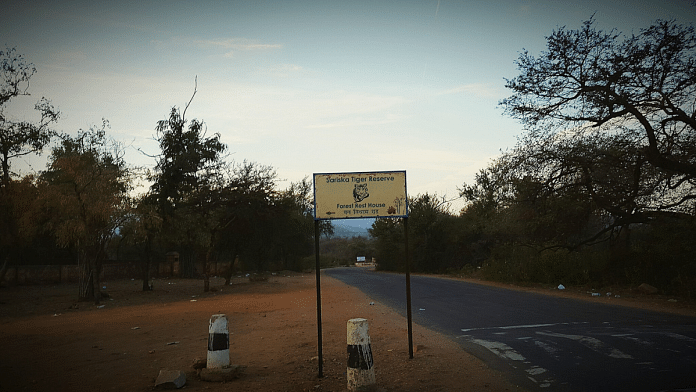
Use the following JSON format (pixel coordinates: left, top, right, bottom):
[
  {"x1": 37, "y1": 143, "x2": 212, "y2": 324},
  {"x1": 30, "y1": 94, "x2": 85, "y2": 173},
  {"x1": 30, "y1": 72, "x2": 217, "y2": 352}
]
[
  {"x1": 0, "y1": 47, "x2": 59, "y2": 277},
  {"x1": 501, "y1": 18, "x2": 696, "y2": 217},
  {"x1": 149, "y1": 80, "x2": 226, "y2": 278}
]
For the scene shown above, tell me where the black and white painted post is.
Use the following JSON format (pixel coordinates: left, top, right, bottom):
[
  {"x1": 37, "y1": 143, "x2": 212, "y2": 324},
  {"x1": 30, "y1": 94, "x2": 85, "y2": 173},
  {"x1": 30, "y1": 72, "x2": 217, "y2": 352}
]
[
  {"x1": 207, "y1": 314, "x2": 230, "y2": 369},
  {"x1": 347, "y1": 318, "x2": 375, "y2": 391}
]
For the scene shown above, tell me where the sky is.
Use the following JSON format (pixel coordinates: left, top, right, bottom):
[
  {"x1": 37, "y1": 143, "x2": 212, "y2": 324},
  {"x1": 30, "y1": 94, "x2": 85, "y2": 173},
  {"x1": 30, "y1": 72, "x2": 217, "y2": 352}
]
[{"x1": 3, "y1": 0, "x2": 695, "y2": 215}]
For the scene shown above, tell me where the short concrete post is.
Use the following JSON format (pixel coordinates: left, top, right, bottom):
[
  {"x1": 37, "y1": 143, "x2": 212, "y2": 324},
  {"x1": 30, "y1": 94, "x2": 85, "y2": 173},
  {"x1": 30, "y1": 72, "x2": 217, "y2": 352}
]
[
  {"x1": 347, "y1": 318, "x2": 375, "y2": 391},
  {"x1": 207, "y1": 314, "x2": 230, "y2": 369}
]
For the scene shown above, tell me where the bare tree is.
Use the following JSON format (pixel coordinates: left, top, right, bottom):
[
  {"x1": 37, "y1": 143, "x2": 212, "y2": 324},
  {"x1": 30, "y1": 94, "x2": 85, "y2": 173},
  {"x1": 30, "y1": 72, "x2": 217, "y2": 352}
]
[{"x1": 0, "y1": 46, "x2": 59, "y2": 188}]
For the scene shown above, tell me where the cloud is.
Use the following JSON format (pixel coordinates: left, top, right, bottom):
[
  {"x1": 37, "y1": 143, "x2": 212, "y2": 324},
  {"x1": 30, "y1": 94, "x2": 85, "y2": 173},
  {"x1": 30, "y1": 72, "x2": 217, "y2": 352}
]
[
  {"x1": 41, "y1": 50, "x2": 89, "y2": 71},
  {"x1": 254, "y1": 63, "x2": 305, "y2": 77},
  {"x1": 195, "y1": 38, "x2": 282, "y2": 51},
  {"x1": 304, "y1": 115, "x2": 400, "y2": 130},
  {"x1": 436, "y1": 83, "x2": 499, "y2": 98}
]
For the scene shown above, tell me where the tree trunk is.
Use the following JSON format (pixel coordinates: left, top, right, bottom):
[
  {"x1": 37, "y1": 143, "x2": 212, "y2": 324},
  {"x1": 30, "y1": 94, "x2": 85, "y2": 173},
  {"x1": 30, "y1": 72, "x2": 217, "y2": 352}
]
[
  {"x1": 78, "y1": 249, "x2": 94, "y2": 301},
  {"x1": 203, "y1": 248, "x2": 211, "y2": 292},
  {"x1": 224, "y1": 259, "x2": 233, "y2": 286},
  {"x1": 141, "y1": 235, "x2": 152, "y2": 291},
  {"x1": 141, "y1": 257, "x2": 152, "y2": 291},
  {"x1": 1, "y1": 150, "x2": 10, "y2": 189},
  {"x1": 0, "y1": 256, "x2": 9, "y2": 286},
  {"x1": 224, "y1": 250, "x2": 238, "y2": 286},
  {"x1": 91, "y1": 257, "x2": 101, "y2": 305}
]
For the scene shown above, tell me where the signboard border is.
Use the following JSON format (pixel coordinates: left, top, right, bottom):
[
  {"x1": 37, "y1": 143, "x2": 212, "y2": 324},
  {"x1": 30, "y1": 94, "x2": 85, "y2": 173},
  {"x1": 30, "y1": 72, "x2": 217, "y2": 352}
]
[{"x1": 312, "y1": 170, "x2": 408, "y2": 221}]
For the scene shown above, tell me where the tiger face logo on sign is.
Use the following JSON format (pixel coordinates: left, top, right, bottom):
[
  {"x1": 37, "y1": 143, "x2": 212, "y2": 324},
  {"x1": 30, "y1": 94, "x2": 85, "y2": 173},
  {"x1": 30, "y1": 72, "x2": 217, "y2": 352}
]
[{"x1": 353, "y1": 183, "x2": 369, "y2": 202}]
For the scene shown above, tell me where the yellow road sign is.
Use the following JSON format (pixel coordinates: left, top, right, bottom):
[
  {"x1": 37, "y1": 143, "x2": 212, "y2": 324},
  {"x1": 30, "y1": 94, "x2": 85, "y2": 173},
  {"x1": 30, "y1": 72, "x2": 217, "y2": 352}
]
[{"x1": 313, "y1": 171, "x2": 408, "y2": 220}]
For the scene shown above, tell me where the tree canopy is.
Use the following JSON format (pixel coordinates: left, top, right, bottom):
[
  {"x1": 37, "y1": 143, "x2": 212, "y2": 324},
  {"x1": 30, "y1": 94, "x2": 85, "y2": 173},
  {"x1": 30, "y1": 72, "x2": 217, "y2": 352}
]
[
  {"x1": 39, "y1": 121, "x2": 130, "y2": 302},
  {"x1": 0, "y1": 46, "x2": 59, "y2": 188},
  {"x1": 0, "y1": 47, "x2": 59, "y2": 282},
  {"x1": 501, "y1": 19, "x2": 696, "y2": 176},
  {"x1": 150, "y1": 88, "x2": 226, "y2": 218},
  {"x1": 495, "y1": 18, "x2": 696, "y2": 245}
]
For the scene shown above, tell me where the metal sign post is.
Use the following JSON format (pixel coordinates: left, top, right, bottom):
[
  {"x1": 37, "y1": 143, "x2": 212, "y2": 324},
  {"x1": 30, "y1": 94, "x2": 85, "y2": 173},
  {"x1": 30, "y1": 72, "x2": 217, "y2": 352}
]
[
  {"x1": 313, "y1": 171, "x2": 412, "y2": 377},
  {"x1": 314, "y1": 219, "x2": 323, "y2": 378},
  {"x1": 403, "y1": 216, "x2": 414, "y2": 359}
]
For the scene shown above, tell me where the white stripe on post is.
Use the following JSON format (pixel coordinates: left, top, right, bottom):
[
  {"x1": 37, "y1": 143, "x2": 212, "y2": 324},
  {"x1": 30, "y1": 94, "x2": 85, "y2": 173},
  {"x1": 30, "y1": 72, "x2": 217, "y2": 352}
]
[
  {"x1": 347, "y1": 318, "x2": 375, "y2": 391},
  {"x1": 207, "y1": 314, "x2": 230, "y2": 369}
]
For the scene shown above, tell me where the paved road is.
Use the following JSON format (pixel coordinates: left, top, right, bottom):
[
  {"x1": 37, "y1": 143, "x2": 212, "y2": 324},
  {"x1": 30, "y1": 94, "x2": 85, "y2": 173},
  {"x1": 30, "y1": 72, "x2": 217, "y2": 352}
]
[{"x1": 324, "y1": 267, "x2": 696, "y2": 391}]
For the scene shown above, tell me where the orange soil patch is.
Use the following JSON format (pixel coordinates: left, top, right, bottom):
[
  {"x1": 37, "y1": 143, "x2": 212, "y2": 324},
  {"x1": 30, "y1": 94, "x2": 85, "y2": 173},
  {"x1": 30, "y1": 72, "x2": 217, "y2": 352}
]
[{"x1": 0, "y1": 272, "x2": 524, "y2": 391}]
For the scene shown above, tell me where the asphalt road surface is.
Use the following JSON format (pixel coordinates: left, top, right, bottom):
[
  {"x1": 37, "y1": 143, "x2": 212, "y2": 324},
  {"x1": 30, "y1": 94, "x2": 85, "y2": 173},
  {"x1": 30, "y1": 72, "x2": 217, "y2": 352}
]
[{"x1": 324, "y1": 267, "x2": 696, "y2": 392}]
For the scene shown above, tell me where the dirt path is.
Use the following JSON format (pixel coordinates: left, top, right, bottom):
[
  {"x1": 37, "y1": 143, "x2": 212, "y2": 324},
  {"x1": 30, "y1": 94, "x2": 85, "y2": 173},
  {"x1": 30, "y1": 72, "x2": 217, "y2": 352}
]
[{"x1": 0, "y1": 272, "x2": 523, "y2": 392}]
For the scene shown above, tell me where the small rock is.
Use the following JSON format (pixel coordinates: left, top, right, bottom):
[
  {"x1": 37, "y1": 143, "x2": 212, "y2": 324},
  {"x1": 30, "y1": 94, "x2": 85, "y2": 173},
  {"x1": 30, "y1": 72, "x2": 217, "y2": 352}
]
[
  {"x1": 637, "y1": 283, "x2": 659, "y2": 294},
  {"x1": 557, "y1": 284, "x2": 565, "y2": 290},
  {"x1": 192, "y1": 357, "x2": 207, "y2": 370},
  {"x1": 155, "y1": 369, "x2": 186, "y2": 389}
]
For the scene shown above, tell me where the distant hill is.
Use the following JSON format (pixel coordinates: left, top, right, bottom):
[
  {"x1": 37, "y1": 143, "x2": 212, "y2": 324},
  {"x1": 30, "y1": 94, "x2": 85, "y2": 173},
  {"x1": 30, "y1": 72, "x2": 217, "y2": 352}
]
[{"x1": 329, "y1": 223, "x2": 371, "y2": 238}]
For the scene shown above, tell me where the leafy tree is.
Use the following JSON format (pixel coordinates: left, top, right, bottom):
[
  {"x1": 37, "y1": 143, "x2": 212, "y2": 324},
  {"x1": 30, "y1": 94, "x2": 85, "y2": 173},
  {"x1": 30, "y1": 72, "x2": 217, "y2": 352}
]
[
  {"x1": 402, "y1": 194, "x2": 470, "y2": 272},
  {"x1": 150, "y1": 88, "x2": 225, "y2": 217},
  {"x1": 217, "y1": 161, "x2": 279, "y2": 274},
  {"x1": 119, "y1": 193, "x2": 162, "y2": 291},
  {"x1": 369, "y1": 217, "x2": 403, "y2": 271},
  {"x1": 183, "y1": 162, "x2": 237, "y2": 291},
  {"x1": 39, "y1": 121, "x2": 130, "y2": 303},
  {"x1": 272, "y1": 177, "x2": 318, "y2": 271},
  {"x1": 0, "y1": 175, "x2": 43, "y2": 283},
  {"x1": 149, "y1": 83, "x2": 226, "y2": 278}
]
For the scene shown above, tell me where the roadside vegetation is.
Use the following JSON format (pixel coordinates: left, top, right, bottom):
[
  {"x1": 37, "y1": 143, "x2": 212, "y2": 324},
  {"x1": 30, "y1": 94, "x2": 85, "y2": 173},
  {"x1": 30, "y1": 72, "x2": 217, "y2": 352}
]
[
  {"x1": 0, "y1": 55, "x2": 330, "y2": 303},
  {"x1": 1, "y1": 17, "x2": 694, "y2": 301},
  {"x1": 370, "y1": 18, "x2": 696, "y2": 298}
]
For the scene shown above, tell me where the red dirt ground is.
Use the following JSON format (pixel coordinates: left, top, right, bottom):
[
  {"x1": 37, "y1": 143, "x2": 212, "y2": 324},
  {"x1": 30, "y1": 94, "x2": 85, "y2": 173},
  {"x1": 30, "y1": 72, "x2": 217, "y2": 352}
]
[{"x1": 0, "y1": 269, "x2": 693, "y2": 391}]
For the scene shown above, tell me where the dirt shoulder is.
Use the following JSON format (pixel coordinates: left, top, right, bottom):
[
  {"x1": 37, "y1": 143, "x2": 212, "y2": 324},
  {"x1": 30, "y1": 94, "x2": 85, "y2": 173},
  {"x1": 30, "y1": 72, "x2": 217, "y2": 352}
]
[
  {"x1": 0, "y1": 272, "x2": 524, "y2": 392},
  {"x1": 438, "y1": 273, "x2": 696, "y2": 318}
]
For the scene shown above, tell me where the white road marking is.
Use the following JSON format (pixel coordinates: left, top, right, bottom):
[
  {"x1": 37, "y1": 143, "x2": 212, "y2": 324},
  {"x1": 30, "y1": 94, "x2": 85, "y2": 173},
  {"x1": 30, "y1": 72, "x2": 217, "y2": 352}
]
[
  {"x1": 468, "y1": 338, "x2": 527, "y2": 361},
  {"x1": 460, "y1": 321, "x2": 588, "y2": 333},
  {"x1": 536, "y1": 331, "x2": 633, "y2": 359},
  {"x1": 458, "y1": 321, "x2": 696, "y2": 390},
  {"x1": 534, "y1": 340, "x2": 560, "y2": 358},
  {"x1": 460, "y1": 335, "x2": 556, "y2": 388},
  {"x1": 526, "y1": 366, "x2": 547, "y2": 375}
]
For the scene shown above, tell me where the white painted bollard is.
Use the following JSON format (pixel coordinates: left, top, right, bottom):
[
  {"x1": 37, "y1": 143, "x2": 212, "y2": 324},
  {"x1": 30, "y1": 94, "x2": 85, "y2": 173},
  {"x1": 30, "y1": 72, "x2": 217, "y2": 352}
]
[
  {"x1": 207, "y1": 314, "x2": 230, "y2": 369},
  {"x1": 347, "y1": 318, "x2": 375, "y2": 391}
]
